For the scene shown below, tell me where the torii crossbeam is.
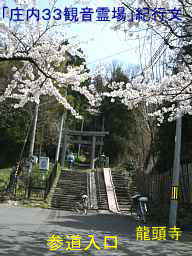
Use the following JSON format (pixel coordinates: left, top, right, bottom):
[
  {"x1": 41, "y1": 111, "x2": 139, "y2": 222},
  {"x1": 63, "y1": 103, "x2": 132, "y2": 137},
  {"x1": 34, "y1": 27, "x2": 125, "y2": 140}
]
[{"x1": 62, "y1": 130, "x2": 109, "y2": 169}]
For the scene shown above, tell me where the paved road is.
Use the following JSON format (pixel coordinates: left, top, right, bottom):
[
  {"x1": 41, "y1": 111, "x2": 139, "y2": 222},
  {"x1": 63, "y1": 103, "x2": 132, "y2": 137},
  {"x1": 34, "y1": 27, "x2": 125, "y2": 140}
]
[{"x1": 0, "y1": 207, "x2": 191, "y2": 256}]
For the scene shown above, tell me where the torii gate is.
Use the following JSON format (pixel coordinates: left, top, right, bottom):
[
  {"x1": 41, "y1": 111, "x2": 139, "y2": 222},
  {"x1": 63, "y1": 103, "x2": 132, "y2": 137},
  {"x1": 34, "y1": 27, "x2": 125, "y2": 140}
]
[{"x1": 62, "y1": 130, "x2": 109, "y2": 169}]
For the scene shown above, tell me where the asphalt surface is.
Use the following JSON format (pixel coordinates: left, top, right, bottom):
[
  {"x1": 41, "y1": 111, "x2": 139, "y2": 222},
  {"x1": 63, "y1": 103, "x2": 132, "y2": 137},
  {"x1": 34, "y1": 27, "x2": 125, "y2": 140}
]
[{"x1": 0, "y1": 207, "x2": 191, "y2": 256}]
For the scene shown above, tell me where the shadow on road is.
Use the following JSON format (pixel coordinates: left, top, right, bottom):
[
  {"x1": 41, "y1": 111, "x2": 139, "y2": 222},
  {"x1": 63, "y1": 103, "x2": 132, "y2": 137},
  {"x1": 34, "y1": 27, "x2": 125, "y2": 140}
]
[
  {"x1": 0, "y1": 209, "x2": 191, "y2": 256},
  {"x1": 46, "y1": 212, "x2": 137, "y2": 238},
  {"x1": 0, "y1": 229, "x2": 135, "y2": 256}
]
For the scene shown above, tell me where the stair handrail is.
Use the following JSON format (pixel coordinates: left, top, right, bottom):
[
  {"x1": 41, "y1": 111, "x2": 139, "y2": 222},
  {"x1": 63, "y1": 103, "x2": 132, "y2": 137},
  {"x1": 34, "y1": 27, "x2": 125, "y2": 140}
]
[
  {"x1": 108, "y1": 168, "x2": 120, "y2": 212},
  {"x1": 103, "y1": 168, "x2": 120, "y2": 213}
]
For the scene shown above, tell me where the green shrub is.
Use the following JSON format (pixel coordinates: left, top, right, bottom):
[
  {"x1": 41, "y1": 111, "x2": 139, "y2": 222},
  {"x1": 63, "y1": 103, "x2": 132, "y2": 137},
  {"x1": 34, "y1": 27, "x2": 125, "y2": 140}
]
[
  {"x1": 76, "y1": 155, "x2": 86, "y2": 163},
  {"x1": 0, "y1": 168, "x2": 11, "y2": 191}
]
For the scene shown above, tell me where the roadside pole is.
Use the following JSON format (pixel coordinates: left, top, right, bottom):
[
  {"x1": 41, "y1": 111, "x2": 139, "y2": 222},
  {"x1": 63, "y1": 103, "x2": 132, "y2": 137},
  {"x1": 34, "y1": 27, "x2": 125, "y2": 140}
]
[
  {"x1": 27, "y1": 102, "x2": 39, "y2": 198},
  {"x1": 60, "y1": 112, "x2": 67, "y2": 169},
  {"x1": 28, "y1": 103, "x2": 39, "y2": 172},
  {"x1": 55, "y1": 112, "x2": 65, "y2": 163},
  {"x1": 60, "y1": 90, "x2": 68, "y2": 168},
  {"x1": 169, "y1": 115, "x2": 182, "y2": 227}
]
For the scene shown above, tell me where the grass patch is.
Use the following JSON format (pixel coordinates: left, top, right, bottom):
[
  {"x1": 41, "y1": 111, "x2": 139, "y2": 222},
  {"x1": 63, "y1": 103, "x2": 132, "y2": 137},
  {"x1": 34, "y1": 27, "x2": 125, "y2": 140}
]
[
  {"x1": 0, "y1": 168, "x2": 11, "y2": 191},
  {"x1": 20, "y1": 199, "x2": 49, "y2": 208}
]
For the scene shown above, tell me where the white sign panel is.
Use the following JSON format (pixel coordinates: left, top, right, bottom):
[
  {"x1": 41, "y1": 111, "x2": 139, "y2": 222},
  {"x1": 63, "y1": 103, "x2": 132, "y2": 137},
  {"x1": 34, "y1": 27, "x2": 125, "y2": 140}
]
[
  {"x1": 39, "y1": 157, "x2": 49, "y2": 170},
  {"x1": 32, "y1": 155, "x2": 38, "y2": 164}
]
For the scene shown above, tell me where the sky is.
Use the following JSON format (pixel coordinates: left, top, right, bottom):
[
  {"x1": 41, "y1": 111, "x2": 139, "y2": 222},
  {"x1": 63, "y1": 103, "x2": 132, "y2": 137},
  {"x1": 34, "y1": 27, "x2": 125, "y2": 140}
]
[
  {"x1": 38, "y1": 0, "x2": 143, "y2": 70},
  {"x1": 5, "y1": 0, "x2": 150, "y2": 72}
]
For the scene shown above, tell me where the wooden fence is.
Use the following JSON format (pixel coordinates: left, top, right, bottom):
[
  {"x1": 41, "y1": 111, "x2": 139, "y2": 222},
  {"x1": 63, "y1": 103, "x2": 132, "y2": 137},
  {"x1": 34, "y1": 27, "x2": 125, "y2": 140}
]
[{"x1": 136, "y1": 163, "x2": 192, "y2": 205}]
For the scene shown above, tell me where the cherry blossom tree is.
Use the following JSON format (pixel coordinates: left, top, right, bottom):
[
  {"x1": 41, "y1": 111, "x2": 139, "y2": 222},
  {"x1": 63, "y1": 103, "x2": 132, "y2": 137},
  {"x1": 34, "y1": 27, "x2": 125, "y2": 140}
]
[
  {"x1": 0, "y1": 0, "x2": 99, "y2": 119},
  {"x1": 99, "y1": 0, "x2": 192, "y2": 121},
  {"x1": 1, "y1": 0, "x2": 192, "y2": 121}
]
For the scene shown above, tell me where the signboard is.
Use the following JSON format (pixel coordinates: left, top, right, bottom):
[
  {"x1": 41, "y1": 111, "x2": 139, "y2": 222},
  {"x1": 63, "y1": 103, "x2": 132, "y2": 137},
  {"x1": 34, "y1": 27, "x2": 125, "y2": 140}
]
[
  {"x1": 31, "y1": 155, "x2": 38, "y2": 164},
  {"x1": 39, "y1": 157, "x2": 49, "y2": 171}
]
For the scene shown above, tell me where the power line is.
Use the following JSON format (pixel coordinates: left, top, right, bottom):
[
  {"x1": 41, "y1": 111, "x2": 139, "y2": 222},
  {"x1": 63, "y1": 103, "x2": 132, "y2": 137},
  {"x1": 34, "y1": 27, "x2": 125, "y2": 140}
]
[{"x1": 87, "y1": 46, "x2": 139, "y2": 65}]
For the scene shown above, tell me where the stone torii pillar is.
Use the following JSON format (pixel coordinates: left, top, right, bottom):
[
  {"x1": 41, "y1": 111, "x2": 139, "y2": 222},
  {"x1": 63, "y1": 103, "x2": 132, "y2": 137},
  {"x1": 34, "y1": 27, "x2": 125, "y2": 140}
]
[{"x1": 91, "y1": 136, "x2": 96, "y2": 169}]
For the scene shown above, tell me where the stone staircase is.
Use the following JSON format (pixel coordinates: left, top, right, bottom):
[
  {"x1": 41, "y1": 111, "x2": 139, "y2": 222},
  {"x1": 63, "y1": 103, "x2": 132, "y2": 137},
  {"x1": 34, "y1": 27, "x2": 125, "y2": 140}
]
[
  {"x1": 95, "y1": 169, "x2": 109, "y2": 210},
  {"x1": 50, "y1": 170, "x2": 88, "y2": 210},
  {"x1": 111, "y1": 170, "x2": 133, "y2": 213},
  {"x1": 49, "y1": 168, "x2": 136, "y2": 213}
]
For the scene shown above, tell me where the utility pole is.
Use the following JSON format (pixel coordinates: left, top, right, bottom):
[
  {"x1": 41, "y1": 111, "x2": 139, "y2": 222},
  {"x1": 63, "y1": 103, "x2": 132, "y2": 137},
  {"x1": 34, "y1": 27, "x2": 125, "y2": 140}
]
[
  {"x1": 60, "y1": 111, "x2": 67, "y2": 168},
  {"x1": 28, "y1": 102, "x2": 39, "y2": 173},
  {"x1": 55, "y1": 112, "x2": 65, "y2": 163},
  {"x1": 169, "y1": 115, "x2": 182, "y2": 227},
  {"x1": 60, "y1": 90, "x2": 68, "y2": 168},
  {"x1": 27, "y1": 102, "x2": 39, "y2": 198}
]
